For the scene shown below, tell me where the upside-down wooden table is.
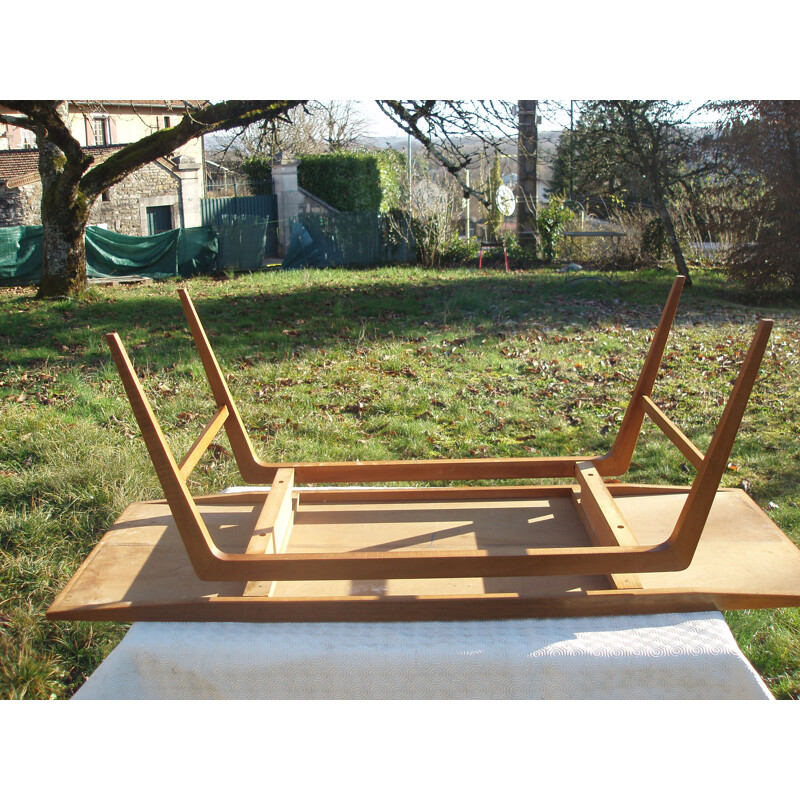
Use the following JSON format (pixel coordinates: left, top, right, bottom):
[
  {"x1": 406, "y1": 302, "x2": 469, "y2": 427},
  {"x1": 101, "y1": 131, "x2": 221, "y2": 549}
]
[{"x1": 51, "y1": 278, "x2": 799, "y2": 699}]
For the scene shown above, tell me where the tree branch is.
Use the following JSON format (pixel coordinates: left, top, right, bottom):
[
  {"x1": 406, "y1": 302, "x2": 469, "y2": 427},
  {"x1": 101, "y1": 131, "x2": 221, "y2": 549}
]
[
  {"x1": 80, "y1": 100, "x2": 306, "y2": 199},
  {"x1": 0, "y1": 109, "x2": 38, "y2": 132},
  {"x1": 377, "y1": 100, "x2": 498, "y2": 205}
]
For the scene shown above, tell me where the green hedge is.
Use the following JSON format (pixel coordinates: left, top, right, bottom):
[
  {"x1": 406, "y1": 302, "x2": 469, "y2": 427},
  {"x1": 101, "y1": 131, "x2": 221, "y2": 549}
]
[
  {"x1": 241, "y1": 157, "x2": 273, "y2": 193},
  {"x1": 298, "y1": 151, "x2": 405, "y2": 214}
]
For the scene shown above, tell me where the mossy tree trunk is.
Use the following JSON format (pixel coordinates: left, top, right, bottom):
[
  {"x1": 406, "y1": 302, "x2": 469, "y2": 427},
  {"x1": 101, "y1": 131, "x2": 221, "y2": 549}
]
[
  {"x1": 38, "y1": 185, "x2": 92, "y2": 297},
  {"x1": 35, "y1": 105, "x2": 95, "y2": 297},
  {"x1": 0, "y1": 100, "x2": 305, "y2": 299}
]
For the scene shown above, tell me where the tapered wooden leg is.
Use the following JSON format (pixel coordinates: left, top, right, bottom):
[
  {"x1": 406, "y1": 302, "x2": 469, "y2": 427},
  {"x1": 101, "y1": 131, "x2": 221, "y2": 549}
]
[
  {"x1": 178, "y1": 289, "x2": 282, "y2": 483},
  {"x1": 665, "y1": 318, "x2": 773, "y2": 566},
  {"x1": 598, "y1": 276, "x2": 686, "y2": 474}
]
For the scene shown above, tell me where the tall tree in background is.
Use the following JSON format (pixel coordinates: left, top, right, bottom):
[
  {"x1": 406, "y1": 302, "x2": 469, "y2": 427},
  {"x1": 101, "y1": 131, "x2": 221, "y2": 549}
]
[
  {"x1": 516, "y1": 100, "x2": 538, "y2": 246},
  {"x1": 549, "y1": 101, "x2": 716, "y2": 285},
  {"x1": 550, "y1": 106, "x2": 649, "y2": 203},
  {"x1": 611, "y1": 101, "x2": 695, "y2": 284},
  {"x1": 485, "y1": 153, "x2": 503, "y2": 241},
  {"x1": 711, "y1": 101, "x2": 800, "y2": 294},
  {"x1": 0, "y1": 100, "x2": 304, "y2": 298}
]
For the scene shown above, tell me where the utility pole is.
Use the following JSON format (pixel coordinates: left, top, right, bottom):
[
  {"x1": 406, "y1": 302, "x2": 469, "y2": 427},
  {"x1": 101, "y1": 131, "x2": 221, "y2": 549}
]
[{"x1": 517, "y1": 100, "x2": 538, "y2": 247}]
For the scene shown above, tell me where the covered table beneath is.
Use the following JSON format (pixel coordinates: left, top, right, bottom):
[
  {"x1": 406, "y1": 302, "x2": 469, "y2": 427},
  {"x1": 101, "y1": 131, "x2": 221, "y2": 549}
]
[{"x1": 72, "y1": 612, "x2": 772, "y2": 700}]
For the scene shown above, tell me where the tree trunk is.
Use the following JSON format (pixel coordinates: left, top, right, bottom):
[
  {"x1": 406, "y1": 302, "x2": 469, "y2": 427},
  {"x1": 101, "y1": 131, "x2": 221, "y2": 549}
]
[
  {"x1": 34, "y1": 105, "x2": 94, "y2": 298},
  {"x1": 38, "y1": 194, "x2": 91, "y2": 298},
  {"x1": 648, "y1": 178, "x2": 693, "y2": 287},
  {"x1": 517, "y1": 100, "x2": 538, "y2": 246}
]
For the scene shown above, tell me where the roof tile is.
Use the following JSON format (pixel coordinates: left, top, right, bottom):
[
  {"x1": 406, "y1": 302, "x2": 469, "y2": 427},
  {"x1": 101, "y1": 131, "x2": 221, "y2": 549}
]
[{"x1": 0, "y1": 144, "x2": 126, "y2": 183}]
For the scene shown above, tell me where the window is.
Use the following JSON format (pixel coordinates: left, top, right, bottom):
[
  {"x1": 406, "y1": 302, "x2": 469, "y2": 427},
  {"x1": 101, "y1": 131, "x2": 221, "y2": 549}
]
[
  {"x1": 146, "y1": 205, "x2": 173, "y2": 235},
  {"x1": 101, "y1": 190, "x2": 111, "y2": 202},
  {"x1": 93, "y1": 118, "x2": 107, "y2": 145},
  {"x1": 163, "y1": 116, "x2": 171, "y2": 129}
]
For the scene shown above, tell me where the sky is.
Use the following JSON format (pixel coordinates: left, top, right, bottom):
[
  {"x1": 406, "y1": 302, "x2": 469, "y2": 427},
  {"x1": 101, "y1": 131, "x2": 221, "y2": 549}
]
[
  {"x1": 356, "y1": 101, "x2": 719, "y2": 143},
  {"x1": 357, "y1": 102, "x2": 406, "y2": 139},
  {"x1": 13, "y1": 2, "x2": 798, "y2": 108},
  {"x1": 357, "y1": 101, "x2": 577, "y2": 139}
]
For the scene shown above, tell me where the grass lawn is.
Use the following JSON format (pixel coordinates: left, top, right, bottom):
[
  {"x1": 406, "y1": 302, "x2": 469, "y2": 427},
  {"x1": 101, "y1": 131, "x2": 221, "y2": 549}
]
[{"x1": 2, "y1": 265, "x2": 799, "y2": 699}]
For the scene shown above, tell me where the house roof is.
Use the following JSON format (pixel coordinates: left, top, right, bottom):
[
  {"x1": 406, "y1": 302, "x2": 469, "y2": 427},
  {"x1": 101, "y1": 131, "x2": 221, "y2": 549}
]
[
  {"x1": 0, "y1": 145, "x2": 128, "y2": 185},
  {"x1": 0, "y1": 144, "x2": 145, "y2": 188},
  {"x1": 1, "y1": 101, "x2": 207, "y2": 113},
  {"x1": 0, "y1": 148, "x2": 41, "y2": 183}
]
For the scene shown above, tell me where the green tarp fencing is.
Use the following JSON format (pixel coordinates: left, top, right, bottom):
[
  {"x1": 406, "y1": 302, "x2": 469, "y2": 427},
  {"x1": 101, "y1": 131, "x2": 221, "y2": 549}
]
[
  {"x1": 0, "y1": 225, "x2": 219, "y2": 285},
  {"x1": 0, "y1": 226, "x2": 43, "y2": 285},
  {"x1": 282, "y1": 211, "x2": 415, "y2": 270},
  {"x1": 212, "y1": 216, "x2": 270, "y2": 270},
  {"x1": 1, "y1": 211, "x2": 415, "y2": 284}
]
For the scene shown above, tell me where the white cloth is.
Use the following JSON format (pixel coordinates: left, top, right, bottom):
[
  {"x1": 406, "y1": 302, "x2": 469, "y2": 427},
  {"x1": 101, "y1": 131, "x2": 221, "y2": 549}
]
[{"x1": 73, "y1": 612, "x2": 772, "y2": 700}]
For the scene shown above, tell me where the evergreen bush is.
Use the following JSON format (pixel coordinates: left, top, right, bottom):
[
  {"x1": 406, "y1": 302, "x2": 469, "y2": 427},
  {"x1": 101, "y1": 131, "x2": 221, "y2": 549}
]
[
  {"x1": 537, "y1": 195, "x2": 575, "y2": 262},
  {"x1": 298, "y1": 151, "x2": 406, "y2": 213}
]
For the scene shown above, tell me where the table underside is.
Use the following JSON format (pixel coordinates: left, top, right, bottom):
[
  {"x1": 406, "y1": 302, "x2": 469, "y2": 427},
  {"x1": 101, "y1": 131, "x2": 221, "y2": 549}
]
[{"x1": 47, "y1": 485, "x2": 800, "y2": 622}]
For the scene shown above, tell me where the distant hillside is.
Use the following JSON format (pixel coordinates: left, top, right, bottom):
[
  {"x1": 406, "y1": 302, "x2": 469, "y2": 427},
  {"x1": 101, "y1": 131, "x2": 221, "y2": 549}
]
[
  {"x1": 361, "y1": 130, "x2": 562, "y2": 155},
  {"x1": 361, "y1": 130, "x2": 562, "y2": 186}
]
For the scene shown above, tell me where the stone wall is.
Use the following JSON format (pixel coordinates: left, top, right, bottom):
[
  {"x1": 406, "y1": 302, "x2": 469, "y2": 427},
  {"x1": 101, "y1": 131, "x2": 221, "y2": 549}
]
[
  {"x1": 299, "y1": 187, "x2": 339, "y2": 215},
  {"x1": 91, "y1": 161, "x2": 181, "y2": 235},
  {"x1": 0, "y1": 183, "x2": 39, "y2": 226},
  {"x1": 0, "y1": 159, "x2": 182, "y2": 235}
]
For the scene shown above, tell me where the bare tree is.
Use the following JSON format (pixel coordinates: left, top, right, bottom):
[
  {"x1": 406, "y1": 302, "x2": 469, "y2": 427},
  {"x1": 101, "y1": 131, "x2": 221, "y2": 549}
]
[
  {"x1": 209, "y1": 101, "x2": 370, "y2": 168},
  {"x1": 376, "y1": 101, "x2": 519, "y2": 208},
  {"x1": 607, "y1": 101, "x2": 702, "y2": 284},
  {"x1": 0, "y1": 100, "x2": 304, "y2": 297},
  {"x1": 377, "y1": 101, "x2": 569, "y2": 248},
  {"x1": 545, "y1": 101, "x2": 718, "y2": 285}
]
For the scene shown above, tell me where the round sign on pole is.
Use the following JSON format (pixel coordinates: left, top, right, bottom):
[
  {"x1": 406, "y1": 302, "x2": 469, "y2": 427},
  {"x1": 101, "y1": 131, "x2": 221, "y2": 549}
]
[{"x1": 496, "y1": 184, "x2": 516, "y2": 217}]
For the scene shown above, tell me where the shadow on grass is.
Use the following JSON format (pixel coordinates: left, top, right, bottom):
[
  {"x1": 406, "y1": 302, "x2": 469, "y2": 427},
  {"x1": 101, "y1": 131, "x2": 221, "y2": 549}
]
[{"x1": 0, "y1": 268, "x2": 777, "y2": 375}]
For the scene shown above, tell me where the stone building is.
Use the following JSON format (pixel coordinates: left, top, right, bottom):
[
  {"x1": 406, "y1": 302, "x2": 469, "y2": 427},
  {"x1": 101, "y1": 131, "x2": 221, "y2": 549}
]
[
  {"x1": 0, "y1": 101, "x2": 205, "y2": 160},
  {"x1": 0, "y1": 101, "x2": 205, "y2": 234},
  {"x1": 0, "y1": 146, "x2": 203, "y2": 234}
]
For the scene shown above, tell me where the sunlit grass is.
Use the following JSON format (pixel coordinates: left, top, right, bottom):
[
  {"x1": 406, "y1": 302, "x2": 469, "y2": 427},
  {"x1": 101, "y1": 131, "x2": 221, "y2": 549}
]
[{"x1": 2, "y1": 265, "x2": 800, "y2": 697}]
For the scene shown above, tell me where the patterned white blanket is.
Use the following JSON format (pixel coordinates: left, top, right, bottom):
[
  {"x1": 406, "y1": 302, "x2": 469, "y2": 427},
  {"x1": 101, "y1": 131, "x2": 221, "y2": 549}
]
[{"x1": 73, "y1": 612, "x2": 772, "y2": 700}]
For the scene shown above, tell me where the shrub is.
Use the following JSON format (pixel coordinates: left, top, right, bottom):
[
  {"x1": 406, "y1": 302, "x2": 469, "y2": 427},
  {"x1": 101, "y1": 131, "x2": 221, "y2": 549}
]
[
  {"x1": 241, "y1": 157, "x2": 273, "y2": 194},
  {"x1": 537, "y1": 195, "x2": 574, "y2": 262},
  {"x1": 374, "y1": 150, "x2": 407, "y2": 214},
  {"x1": 642, "y1": 217, "x2": 668, "y2": 261},
  {"x1": 298, "y1": 151, "x2": 406, "y2": 214},
  {"x1": 441, "y1": 235, "x2": 481, "y2": 265},
  {"x1": 503, "y1": 232, "x2": 537, "y2": 265}
]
